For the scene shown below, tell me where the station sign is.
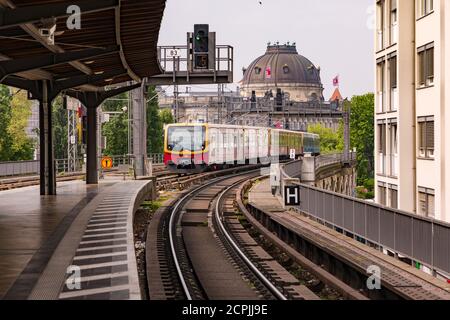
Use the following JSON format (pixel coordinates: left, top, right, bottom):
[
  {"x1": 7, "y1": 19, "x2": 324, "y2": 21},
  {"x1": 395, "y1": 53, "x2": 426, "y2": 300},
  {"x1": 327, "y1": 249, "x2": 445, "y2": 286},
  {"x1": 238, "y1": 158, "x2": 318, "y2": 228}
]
[
  {"x1": 169, "y1": 49, "x2": 181, "y2": 58},
  {"x1": 284, "y1": 185, "x2": 300, "y2": 206},
  {"x1": 101, "y1": 156, "x2": 113, "y2": 169}
]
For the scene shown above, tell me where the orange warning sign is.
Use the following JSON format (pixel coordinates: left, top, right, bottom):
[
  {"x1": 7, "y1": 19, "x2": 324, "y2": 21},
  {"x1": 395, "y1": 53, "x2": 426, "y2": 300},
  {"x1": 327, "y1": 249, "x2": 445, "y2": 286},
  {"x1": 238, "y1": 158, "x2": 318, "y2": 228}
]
[{"x1": 101, "y1": 156, "x2": 113, "y2": 169}]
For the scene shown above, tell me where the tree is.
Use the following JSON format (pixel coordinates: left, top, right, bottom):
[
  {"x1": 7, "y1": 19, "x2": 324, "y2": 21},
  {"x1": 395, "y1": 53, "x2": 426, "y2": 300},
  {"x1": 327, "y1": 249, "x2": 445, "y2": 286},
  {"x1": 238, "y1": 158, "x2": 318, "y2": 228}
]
[
  {"x1": 0, "y1": 86, "x2": 35, "y2": 161},
  {"x1": 8, "y1": 89, "x2": 35, "y2": 160},
  {"x1": 308, "y1": 123, "x2": 343, "y2": 154},
  {"x1": 52, "y1": 95, "x2": 68, "y2": 159},
  {"x1": 147, "y1": 86, "x2": 163, "y2": 154},
  {"x1": 349, "y1": 93, "x2": 375, "y2": 190},
  {"x1": 160, "y1": 108, "x2": 174, "y2": 126},
  {"x1": 0, "y1": 85, "x2": 13, "y2": 161},
  {"x1": 102, "y1": 92, "x2": 129, "y2": 156}
]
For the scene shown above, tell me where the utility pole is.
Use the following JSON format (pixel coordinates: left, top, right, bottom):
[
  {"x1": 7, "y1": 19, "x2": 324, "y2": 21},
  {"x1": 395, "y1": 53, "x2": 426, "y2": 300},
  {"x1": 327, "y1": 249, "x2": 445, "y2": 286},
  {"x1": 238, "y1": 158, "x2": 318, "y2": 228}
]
[{"x1": 174, "y1": 84, "x2": 179, "y2": 123}]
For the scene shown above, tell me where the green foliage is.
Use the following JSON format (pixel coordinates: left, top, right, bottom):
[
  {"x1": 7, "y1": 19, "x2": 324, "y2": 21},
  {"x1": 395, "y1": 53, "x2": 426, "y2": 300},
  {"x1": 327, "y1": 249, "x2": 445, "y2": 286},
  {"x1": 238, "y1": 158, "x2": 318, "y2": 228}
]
[
  {"x1": 160, "y1": 108, "x2": 174, "y2": 125},
  {"x1": 52, "y1": 95, "x2": 68, "y2": 159},
  {"x1": 308, "y1": 123, "x2": 343, "y2": 154},
  {"x1": 103, "y1": 112, "x2": 128, "y2": 156},
  {"x1": 147, "y1": 86, "x2": 174, "y2": 154},
  {"x1": 147, "y1": 86, "x2": 163, "y2": 154},
  {"x1": 349, "y1": 93, "x2": 375, "y2": 191},
  {"x1": 0, "y1": 86, "x2": 35, "y2": 161},
  {"x1": 102, "y1": 92, "x2": 129, "y2": 156}
]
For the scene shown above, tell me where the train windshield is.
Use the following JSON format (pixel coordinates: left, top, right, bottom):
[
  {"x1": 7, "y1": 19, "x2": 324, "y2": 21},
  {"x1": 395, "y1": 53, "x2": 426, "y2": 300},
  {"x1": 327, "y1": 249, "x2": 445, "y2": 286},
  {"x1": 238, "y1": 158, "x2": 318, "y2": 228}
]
[{"x1": 167, "y1": 126, "x2": 206, "y2": 152}]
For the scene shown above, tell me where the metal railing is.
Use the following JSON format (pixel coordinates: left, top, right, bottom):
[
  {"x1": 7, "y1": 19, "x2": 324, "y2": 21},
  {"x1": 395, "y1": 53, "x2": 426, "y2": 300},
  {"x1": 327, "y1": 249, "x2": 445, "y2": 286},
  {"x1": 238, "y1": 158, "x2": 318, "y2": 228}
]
[
  {"x1": 280, "y1": 162, "x2": 450, "y2": 276},
  {"x1": 315, "y1": 152, "x2": 356, "y2": 171},
  {"x1": 0, "y1": 154, "x2": 164, "y2": 177}
]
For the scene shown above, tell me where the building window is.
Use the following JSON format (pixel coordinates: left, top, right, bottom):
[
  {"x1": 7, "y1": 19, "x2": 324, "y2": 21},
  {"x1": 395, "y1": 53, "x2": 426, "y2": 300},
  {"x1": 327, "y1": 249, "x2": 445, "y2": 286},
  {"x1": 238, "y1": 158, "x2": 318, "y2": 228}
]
[
  {"x1": 377, "y1": 0, "x2": 385, "y2": 50},
  {"x1": 418, "y1": 43, "x2": 434, "y2": 87},
  {"x1": 377, "y1": 59, "x2": 386, "y2": 113},
  {"x1": 254, "y1": 67, "x2": 261, "y2": 75},
  {"x1": 390, "y1": 0, "x2": 398, "y2": 44},
  {"x1": 378, "y1": 182, "x2": 387, "y2": 206},
  {"x1": 389, "y1": 184, "x2": 398, "y2": 209},
  {"x1": 418, "y1": 0, "x2": 434, "y2": 17},
  {"x1": 377, "y1": 122, "x2": 387, "y2": 175},
  {"x1": 283, "y1": 65, "x2": 289, "y2": 74},
  {"x1": 388, "y1": 120, "x2": 398, "y2": 177},
  {"x1": 388, "y1": 54, "x2": 397, "y2": 111},
  {"x1": 418, "y1": 116, "x2": 434, "y2": 159},
  {"x1": 418, "y1": 187, "x2": 435, "y2": 218}
]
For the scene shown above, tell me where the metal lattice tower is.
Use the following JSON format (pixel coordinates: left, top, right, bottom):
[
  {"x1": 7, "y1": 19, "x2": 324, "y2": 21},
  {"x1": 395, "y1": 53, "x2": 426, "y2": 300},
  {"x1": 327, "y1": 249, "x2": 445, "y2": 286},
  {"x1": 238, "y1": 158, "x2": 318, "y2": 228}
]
[{"x1": 66, "y1": 96, "x2": 78, "y2": 173}]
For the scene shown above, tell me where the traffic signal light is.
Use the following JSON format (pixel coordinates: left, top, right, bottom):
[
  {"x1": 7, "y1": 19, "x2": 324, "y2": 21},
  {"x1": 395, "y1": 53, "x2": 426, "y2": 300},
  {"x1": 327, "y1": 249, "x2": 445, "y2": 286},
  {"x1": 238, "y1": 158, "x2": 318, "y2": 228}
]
[
  {"x1": 193, "y1": 24, "x2": 209, "y2": 69},
  {"x1": 194, "y1": 24, "x2": 209, "y2": 53}
]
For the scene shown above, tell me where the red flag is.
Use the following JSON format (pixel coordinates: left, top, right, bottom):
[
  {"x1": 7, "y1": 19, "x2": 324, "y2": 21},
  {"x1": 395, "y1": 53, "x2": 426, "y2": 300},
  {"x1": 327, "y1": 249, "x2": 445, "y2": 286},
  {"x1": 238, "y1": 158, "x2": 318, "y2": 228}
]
[
  {"x1": 266, "y1": 67, "x2": 271, "y2": 79},
  {"x1": 333, "y1": 75, "x2": 339, "y2": 87}
]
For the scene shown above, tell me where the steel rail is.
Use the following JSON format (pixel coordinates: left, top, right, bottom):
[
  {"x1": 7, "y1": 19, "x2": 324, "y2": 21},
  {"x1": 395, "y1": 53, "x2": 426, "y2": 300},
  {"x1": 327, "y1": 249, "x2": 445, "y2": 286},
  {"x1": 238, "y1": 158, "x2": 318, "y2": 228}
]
[{"x1": 214, "y1": 180, "x2": 288, "y2": 301}]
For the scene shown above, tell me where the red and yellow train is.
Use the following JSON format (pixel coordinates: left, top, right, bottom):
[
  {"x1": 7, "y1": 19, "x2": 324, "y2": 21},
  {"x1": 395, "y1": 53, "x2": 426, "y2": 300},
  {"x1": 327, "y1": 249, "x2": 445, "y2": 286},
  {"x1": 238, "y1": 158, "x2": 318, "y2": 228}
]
[{"x1": 163, "y1": 123, "x2": 320, "y2": 174}]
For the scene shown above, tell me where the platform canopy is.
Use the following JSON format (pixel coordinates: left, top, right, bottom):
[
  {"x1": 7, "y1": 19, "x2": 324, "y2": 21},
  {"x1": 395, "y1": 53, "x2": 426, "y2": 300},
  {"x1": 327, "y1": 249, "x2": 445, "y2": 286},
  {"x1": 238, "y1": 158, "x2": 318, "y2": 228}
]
[{"x1": 0, "y1": 0, "x2": 166, "y2": 95}]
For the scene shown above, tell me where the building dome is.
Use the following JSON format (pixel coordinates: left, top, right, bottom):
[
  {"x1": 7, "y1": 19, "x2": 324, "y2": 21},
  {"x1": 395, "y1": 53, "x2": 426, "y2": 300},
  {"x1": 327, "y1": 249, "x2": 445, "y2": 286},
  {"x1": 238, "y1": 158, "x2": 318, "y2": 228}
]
[{"x1": 240, "y1": 43, "x2": 324, "y2": 102}]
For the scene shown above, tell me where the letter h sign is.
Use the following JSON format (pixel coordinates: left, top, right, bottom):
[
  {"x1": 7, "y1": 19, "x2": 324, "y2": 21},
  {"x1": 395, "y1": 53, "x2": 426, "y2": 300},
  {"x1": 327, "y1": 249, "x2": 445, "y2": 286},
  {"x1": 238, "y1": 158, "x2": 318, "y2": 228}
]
[{"x1": 284, "y1": 186, "x2": 300, "y2": 206}]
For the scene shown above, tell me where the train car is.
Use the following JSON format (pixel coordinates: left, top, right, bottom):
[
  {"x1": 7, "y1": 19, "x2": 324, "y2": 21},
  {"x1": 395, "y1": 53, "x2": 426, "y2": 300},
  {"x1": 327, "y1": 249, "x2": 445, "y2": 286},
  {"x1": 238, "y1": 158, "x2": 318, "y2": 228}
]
[{"x1": 164, "y1": 123, "x2": 320, "y2": 174}]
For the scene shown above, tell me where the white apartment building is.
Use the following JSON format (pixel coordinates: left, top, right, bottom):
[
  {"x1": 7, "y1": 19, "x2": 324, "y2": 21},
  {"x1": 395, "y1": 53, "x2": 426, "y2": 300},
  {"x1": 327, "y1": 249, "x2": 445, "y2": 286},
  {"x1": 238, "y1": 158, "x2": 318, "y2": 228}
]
[{"x1": 375, "y1": 0, "x2": 450, "y2": 223}]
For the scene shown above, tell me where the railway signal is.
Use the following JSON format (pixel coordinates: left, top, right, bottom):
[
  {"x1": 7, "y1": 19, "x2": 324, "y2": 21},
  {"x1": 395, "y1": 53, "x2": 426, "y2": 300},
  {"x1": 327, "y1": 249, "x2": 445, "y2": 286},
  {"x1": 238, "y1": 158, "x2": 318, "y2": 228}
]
[{"x1": 192, "y1": 24, "x2": 215, "y2": 70}]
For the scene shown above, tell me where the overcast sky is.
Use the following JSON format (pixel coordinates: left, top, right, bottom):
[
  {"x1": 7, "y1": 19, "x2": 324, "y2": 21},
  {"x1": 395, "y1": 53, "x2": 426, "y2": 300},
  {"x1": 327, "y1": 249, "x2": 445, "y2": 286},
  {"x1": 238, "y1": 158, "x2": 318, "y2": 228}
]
[{"x1": 158, "y1": 0, "x2": 374, "y2": 99}]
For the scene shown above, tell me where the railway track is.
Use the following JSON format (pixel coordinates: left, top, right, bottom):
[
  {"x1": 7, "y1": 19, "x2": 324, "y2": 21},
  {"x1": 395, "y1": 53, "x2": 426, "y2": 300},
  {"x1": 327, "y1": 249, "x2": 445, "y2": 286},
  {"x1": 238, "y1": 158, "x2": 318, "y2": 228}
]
[{"x1": 147, "y1": 167, "x2": 324, "y2": 300}]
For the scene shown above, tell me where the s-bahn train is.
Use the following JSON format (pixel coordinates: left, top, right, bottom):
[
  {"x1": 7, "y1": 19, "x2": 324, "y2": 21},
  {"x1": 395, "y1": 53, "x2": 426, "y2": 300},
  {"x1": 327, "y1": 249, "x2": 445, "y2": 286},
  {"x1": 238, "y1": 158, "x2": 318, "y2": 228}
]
[{"x1": 163, "y1": 123, "x2": 320, "y2": 174}]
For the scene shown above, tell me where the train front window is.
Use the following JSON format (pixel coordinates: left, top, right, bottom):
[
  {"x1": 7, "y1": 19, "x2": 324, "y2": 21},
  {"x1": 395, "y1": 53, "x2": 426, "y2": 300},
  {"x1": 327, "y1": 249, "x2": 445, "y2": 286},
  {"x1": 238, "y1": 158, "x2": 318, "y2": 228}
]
[{"x1": 167, "y1": 126, "x2": 206, "y2": 152}]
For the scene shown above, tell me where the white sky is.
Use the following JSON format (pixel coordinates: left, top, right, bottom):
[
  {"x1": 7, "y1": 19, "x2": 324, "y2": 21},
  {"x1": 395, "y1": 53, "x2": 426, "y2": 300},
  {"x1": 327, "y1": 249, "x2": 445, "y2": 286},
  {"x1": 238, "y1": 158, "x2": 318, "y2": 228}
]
[{"x1": 158, "y1": 0, "x2": 374, "y2": 99}]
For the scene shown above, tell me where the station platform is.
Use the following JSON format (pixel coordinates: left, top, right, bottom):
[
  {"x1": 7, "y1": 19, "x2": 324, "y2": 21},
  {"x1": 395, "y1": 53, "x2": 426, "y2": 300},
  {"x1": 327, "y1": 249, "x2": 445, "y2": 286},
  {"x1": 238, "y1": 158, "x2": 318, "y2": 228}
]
[
  {"x1": 248, "y1": 179, "x2": 450, "y2": 300},
  {"x1": 0, "y1": 179, "x2": 154, "y2": 300}
]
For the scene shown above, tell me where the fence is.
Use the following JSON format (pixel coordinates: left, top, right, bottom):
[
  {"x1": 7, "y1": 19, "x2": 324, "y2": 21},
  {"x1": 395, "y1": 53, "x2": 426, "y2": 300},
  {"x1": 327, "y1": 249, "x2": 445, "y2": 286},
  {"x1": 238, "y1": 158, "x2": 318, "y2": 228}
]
[
  {"x1": 315, "y1": 152, "x2": 357, "y2": 171},
  {"x1": 0, "y1": 154, "x2": 164, "y2": 177},
  {"x1": 280, "y1": 162, "x2": 450, "y2": 276}
]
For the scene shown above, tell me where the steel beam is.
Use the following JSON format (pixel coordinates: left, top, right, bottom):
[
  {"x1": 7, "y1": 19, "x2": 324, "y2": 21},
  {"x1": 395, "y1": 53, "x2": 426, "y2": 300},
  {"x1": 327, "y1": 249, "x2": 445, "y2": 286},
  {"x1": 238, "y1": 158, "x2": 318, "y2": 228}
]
[
  {"x1": 67, "y1": 83, "x2": 140, "y2": 108},
  {"x1": 0, "y1": 46, "x2": 119, "y2": 79},
  {"x1": 51, "y1": 69, "x2": 127, "y2": 99},
  {"x1": 1, "y1": 75, "x2": 42, "y2": 99},
  {"x1": 0, "y1": 0, "x2": 118, "y2": 29}
]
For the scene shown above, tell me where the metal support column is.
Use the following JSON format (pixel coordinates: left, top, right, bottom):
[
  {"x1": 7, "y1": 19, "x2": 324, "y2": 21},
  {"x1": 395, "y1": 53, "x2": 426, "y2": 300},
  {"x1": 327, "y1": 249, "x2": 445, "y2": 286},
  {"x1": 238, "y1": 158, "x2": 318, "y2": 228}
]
[
  {"x1": 131, "y1": 83, "x2": 147, "y2": 177},
  {"x1": 86, "y1": 107, "x2": 98, "y2": 184},
  {"x1": 39, "y1": 80, "x2": 56, "y2": 195}
]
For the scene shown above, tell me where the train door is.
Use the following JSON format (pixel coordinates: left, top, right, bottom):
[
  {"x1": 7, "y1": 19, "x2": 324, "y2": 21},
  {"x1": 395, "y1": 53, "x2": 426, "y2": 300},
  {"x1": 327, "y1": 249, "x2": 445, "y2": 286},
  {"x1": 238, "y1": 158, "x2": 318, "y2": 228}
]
[
  {"x1": 209, "y1": 128, "x2": 217, "y2": 164},
  {"x1": 244, "y1": 129, "x2": 249, "y2": 163},
  {"x1": 248, "y1": 129, "x2": 257, "y2": 163},
  {"x1": 236, "y1": 129, "x2": 244, "y2": 165},
  {"x1": 224, "y1": 128, "x2": 234, "y2": 165}
]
